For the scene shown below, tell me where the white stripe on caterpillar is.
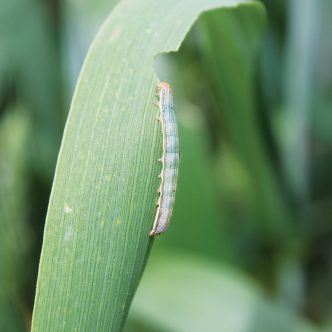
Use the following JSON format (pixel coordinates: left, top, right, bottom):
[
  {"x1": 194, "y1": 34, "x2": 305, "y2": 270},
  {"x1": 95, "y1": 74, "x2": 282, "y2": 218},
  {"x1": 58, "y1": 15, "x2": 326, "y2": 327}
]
[{"x1": 150, "y1": 82, "x2": 179, "y2": 236}]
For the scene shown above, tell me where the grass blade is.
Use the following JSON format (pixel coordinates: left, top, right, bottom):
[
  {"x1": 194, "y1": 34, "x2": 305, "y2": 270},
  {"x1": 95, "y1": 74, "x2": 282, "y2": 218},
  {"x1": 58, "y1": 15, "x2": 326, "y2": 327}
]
[{"x1": 32, "y1": 1, "x2": 264, "y2": 330}]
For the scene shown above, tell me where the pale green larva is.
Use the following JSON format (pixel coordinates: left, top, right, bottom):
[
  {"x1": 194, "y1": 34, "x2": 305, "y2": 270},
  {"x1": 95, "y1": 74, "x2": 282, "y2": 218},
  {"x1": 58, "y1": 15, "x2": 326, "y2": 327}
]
[{"x1": 150, "y1": 82, "x2": 179, "y2": 236}]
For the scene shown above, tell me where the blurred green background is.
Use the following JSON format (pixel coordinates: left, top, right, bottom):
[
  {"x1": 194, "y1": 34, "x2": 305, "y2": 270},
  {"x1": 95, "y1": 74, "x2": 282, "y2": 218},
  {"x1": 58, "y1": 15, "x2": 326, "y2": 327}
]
[{"x1": 1, "y1": 0, "x2": 332, "y2": 331}]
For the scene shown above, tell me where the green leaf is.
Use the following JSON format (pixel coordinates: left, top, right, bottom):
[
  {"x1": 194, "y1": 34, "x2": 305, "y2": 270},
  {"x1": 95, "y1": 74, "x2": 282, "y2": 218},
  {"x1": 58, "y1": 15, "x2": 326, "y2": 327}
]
[
  {"x1": 282, "y1": 0, "x2": 322, "y2": 198},
  {"x1": 125, "y1": 252, "x2": 318, "y2": 332},
  {"x1": 32, "y1": 1, "x2": 265, "y2": 331},
  {"x1": 197, "y1": 6, "x2": 292, "y2": 239},
  {"x1": 0, "y1": 0, "x2": 63, "y2": 181},
  {"x1": 0, "y1": 107, "x2": 31, "y2": 332}
]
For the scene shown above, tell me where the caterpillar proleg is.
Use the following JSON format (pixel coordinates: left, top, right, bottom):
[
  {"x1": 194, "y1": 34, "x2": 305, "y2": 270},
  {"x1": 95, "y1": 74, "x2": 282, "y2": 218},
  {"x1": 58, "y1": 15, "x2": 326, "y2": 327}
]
[{"x1": 150, "y1": 82, "x2": 179, "y2": 236}]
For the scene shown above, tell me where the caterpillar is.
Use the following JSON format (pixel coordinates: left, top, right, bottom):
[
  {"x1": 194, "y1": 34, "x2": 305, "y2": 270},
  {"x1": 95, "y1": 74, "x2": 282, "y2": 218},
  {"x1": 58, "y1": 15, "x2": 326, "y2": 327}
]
[{"x1": 150, "y1": 82, "x2": 179, "y2": 236}]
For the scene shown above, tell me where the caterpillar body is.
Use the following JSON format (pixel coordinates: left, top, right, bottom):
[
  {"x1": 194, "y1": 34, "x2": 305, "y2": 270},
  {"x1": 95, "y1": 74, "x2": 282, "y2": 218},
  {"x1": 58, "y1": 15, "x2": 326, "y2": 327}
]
[{"x1": 150, "y1": 82, "x2": 179, "y2": 236}]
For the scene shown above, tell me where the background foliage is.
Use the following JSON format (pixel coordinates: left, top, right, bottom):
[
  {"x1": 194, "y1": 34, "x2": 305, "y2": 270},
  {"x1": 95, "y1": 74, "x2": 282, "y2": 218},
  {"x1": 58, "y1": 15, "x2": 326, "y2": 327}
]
[{"x1": 1, "y1": 0, "x2": 332, "y2": 331}]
